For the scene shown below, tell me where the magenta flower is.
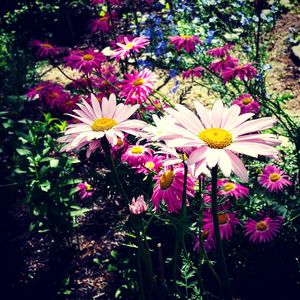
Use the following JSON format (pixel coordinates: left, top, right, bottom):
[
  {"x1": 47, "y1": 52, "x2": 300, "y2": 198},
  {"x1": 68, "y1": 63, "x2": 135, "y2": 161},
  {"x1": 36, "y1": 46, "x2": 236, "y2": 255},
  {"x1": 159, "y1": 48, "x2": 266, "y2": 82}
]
[
  {"x1": 182, "y1": 66, "x2": 204, "y2": 79},
  {"x1": 90, "y1": 12, "x2": 117, "y2": 32},
  {"x1": 58, "y1": 93, "x2": 146, "y2": 151},
  {"x1": 77, "y1": 182, "x2": 94, "y2": 199},
  {"x1": 194, "y1": 231, "x2": 215, "y2": 253},
  {"x1": 231, "y1": 94, "x2": 260, "y2": 114},
  {"x1": 135, "y1": 155, "x2": 163, "y2": 175},
  {"x1": 129, "y1": 195, "x2": 148, "y2": 214},
  {"x1": 169, "y1": 35, "x2": 202, "y2": 53},
  {"x1": 207, "y1": 44, "x2": 232, "y2": 58},
  {"x1": 121, "y1": 68, "x2": 157, "y2": 104},
  {"x1": 121, "y1": 144, "x2": 153, "y2": 167},
  {"x1": 203, "y1": 211, "x2": 240, "y2": 241},
  {"x1": 111, "y1": 36, "x2": 150, "y2": 61},
  {"x1": 209, "y1": 55, "x2": 239, "y2": 74},
  {"x1": 151, "y1": 167, "x2": 196, "y2": 213},
  {"x1": 158, "y1": 100, "x2": 280, "y2": 181},
  {"x1": 244, "y1": 215, "x2": 284, "y2": 243},
  {"x1": 44, "y1": 85, "x2": 70, "y2": 109},
  {"x1": 222, "y1": 63, "x2": 257, "y2": 83},
  {"x1": 64, "y1": 49, "x2": 107, "y2": 74},
  {"x1": 204, "y1": 179, "x2": 249, "y2": 203},
  {"x1": 31, "y1": 40, "x2": 61, "y2": 58},
  {"x1": 258, "y1": 165, "x2": 292, "y2": 192},
  {"x1": 26, "y1": 81, "x2": 52, "y2": 100}
]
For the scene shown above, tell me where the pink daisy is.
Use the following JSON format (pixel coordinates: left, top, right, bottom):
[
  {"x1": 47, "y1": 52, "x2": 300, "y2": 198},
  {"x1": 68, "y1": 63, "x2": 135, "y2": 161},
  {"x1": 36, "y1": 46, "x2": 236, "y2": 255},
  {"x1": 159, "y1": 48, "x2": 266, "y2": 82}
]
[
  {"x1": 244, "y1": 215, "x2": 284, "y2": 243},
  {"x1": 207, "y1": 44, "x2": 232, "y2": 58},
  {"x1": 194, "y1": 230, "x2": 215, "y2": 253},
  {"x1": 77, "y1": 182, "x2": 94, "y2": 199},
  {"x1": 58, "y1": 93, "x2": 146, "y2": 151},
  {"x1": 203, "y1": 211, "x2": 240, "y2": 241},
  {"x1": 182, "y1": 66, "x2": 204, "y2": 79},
  {"x1": 151, "y1": 167, "x2": 196, "y2": 213},
  {"x1": 222, "y1": 63, "x2": 257, "y2": 83},
  {"x1": 157, "y1": 100, "x2": 280, "y2": 181},
  {"x1": 129, "y1": 195, "x2": 148, "y2": 214},
  {"x1": 30, "y1": 40, "x2": 61, "y2": 58},
  {"x1": 44, "y1": 85, "x2": 70, "y2": 109},
  {"x1": 135, "y1": 155, "x2": 163, "y2": 175},
  {"x1": 258, "y1": 165, "x2": 292, "y2": 192},
  {"x1": 231, "y1": 94, "x2": 260, "y2": 114},
  {"x1": 209, "y1": 55, "x2": 239, "y2": 74},
  {"x1": 169, "y1": 35, "x2": 202, "y2": 53},
  {"x1": 121, "y1": 68, "x2": 157, "y2": 104},
  {"x1": 90, "y1": 12, "x2": 116, "y2": 33},
  {"x1": 204, "y1": 179, "x2": 249, "y2": 203},
  {"x1": 26, "y1": 81, "x2": 51, "y2": 100},
  {"x1": 121, "y1": 143, "x2": 153, "y2": 167},
  {"x1": 111, "y1": 36, "x2": 150, "y2": 61},
  {"x1": 62, "y1": 95, "x2": 81, "y2": 113},
  {"x1": 64, "y1": 49, "x2": 107, "y2": 74}
]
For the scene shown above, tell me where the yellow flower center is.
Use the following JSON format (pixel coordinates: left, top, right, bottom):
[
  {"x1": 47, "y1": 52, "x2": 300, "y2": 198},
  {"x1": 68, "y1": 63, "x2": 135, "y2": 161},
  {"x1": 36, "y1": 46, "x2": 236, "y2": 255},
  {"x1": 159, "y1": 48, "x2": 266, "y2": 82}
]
[
  {"x1": 41, "y1": 43, "x2": 53, "y2": 48},
  {"x1": 160, "y1": 170, "x2": 175, "y2": 190},
  {"x1": 269, "y1": 173, "x2": 281, "y2": 182},
  {"x1": 198, "y1": 128, "x2": 232, "y2": 149},
  {"x1": 91, "y1": 118, "x2": 117, "y2": 132},
  {"x1": 256, "y1": 221, "x2": 268, "y2": 231},
  {"x1": 35, "y1": 86, "x2": 44, "y2": 91},
  {"x1": 178, "y1": 153, "x2": 188, "y2": 161},
  {"x1": 85, "y1": 184, "x2": 93, "y2": 191},
  {"x1": 124, "y1": 42, "x2": 134, "y2": 49},
  {"x1": 99, "y1": 16, "x2": 108, "y2": 21},
  {"x1": 133, "y1": 78, "x2": 145, "y2": 86},
  {"x1": 82, "y1": 54, "x2": 94, "y2": 61},
  {"x1": 145, "y1": 161, "x2": 155, "y2": 169},
  {"x1": 48, "y1": 92, "x2": 59, "y2": 99},
  {"x1": 181, "y1": 35, "x2": 192, "y2": 39},
  {"x1": 223, "y1": 182, "x2": 236, "y2": 192},
  {"x1": 242, "y1": 97, "x2": 252, "y2": 105},
  {"x1": 130, "y1": 146, "x2": 144, "y2": 154},
  {"x1": 218, "y1": 213, "x2": 229, "y2": 225}
]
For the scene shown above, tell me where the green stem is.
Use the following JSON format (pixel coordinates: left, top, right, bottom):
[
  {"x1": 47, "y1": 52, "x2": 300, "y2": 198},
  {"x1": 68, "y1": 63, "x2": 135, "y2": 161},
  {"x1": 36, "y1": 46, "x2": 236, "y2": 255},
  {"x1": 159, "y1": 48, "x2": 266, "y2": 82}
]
[
  {"x1": 211, "y1": 166, "x2": 231, "y2": 300},
  {"x1": 101, "y1": 136, "x2": 130, "y2": 204}
]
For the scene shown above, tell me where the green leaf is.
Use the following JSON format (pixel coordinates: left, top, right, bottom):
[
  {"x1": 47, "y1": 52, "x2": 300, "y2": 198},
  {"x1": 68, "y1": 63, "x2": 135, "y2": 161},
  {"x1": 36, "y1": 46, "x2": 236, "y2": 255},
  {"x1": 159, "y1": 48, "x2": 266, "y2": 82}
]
[
  {"x1": 16, "y1": 148, "x2": 31, "y2": 156},
  {"x1": 49, "y1": 158, "x2": 59, "y2": 168},
  {"x1": 40, "y1": 180, "x2": 51, "y2": 192}
]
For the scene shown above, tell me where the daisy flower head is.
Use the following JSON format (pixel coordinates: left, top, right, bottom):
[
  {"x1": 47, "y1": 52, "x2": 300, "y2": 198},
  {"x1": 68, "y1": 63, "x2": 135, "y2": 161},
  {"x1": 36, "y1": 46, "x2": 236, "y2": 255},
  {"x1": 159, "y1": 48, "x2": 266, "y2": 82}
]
[
  {"x1": 222, "y1": 63, "x2": 257, "y2": 83},
  {"x1": 77, "y1": 182, "x2": 94, "y2": 199},
  {"x1": 30, "y1": 40, "x2": 61, "y2": 58},
  {"x1": 204, "y1": 179, "x2": 249, "y2": 204},
  {"x1": 121, "y1": 68, "x2": 157, "y2": 104},
  {"x1": 231, "y1": 94, "x2": 260, "y2": 114},
  {"x1": 182, "y1": 66, "x2": 204, "y2": 80},
  {"x1": 90, "y1": 12, "x2": 116, "y2": 32},
  {"x1": 203, "y1": 210, "x2": 240, "y2": 241},
  {"x1": 160, "y1": 100, "x2": 280, "y2": 182},
  {"x1": 58, "y1": 93, "x2": 146, "y2": 151},
  {"x1": 258, "y1": 165, "x2": 292, "y2": 192},
  {"x1": 111, "y1": 36, "x2": 150, "y2": 61},
  {"x1": 209, "y1": 55, "x2": 239, "y2": 74},
  {"x1": 244, "y1": 214, "x2": 284, "y2": 243},
  {"x1": 129, "y1": 195, "x2": 148, "y2": 215},
  {"x1": 121, "y1": 143, "x2": 154, "y2": 167},
  {"x1": 26, "y1": 81, "x2": 51, "y2": 100},
  {"x1": 151, "y1": 167, "x2": 196, "y2": 213},
  {"x1": 135, "y1": 155, "x2": 163, "y2": 175},
  {"x1": 194, "y1": 231, "x2": 215, "y2": 253},
  {"x1": 64, "y1": 49, "x2": 107, "y2": 74},
  {"x1": 44, "y1": 85, "x2": 70, "y2": 109},
  {"x1": 207, "y1": 44, "x2": 232, "y2": 58},
  {"x1": 169, "y1": 35, "x2": 202, "y2": 53}
]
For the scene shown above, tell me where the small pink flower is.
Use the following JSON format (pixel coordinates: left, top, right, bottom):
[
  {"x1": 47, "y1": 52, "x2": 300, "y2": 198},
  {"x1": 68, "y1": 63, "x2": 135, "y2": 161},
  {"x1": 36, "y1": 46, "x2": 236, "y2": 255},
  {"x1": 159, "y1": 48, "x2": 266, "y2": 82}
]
[
  {"x1": 258, "y1": 165, "x2": 292, "y2": 192},
  {"x1": 209, "y1": 55, "x2": 239, "y2": 74},
  {"x1": 169, "y1": 35, "x2": 202, "y2": 53},
  {"x1": 207, "y1": 44, "x2": 232, "y2": 58},
  {"x1": 121, "y1": 68, "x2": 157, "y2": 104},
  {"x1": 44, "y1": 85, "x2": 70, "y2": 109},
  {"x1": 244, "y1": 214, "x2": 284, "y2": 243},
  {"x1": 204, "y1": 179, "x2": 249, "y2": 203},
  {"x1": 203, "y1": 211, "x2": 240, "y2": 241},
  {"x1": 30, "y1": 40, "x2": 61, "y2": 58},
  {"x1": 151, "y1": 167, "x2": 196, "y2": 213},
  {"x1": 111, "y1": 36, "x2": 150, "y2": 61},
  {"x1": 62, "y1": 95, "x2": 81, "y2": 113},
  {"x1": 122, "y1": 144, "x2": 153, "y2": 167},
  {"x1": 26, "y1": 81, "x2": 51, "y2": 100},
  {"x1": 194, "y1": 231, "x2": 215, "y2": 253},
  {"x1": 129, "y1": 195, "x2": 148, "y2": 214},
  {"x1": 77, "y1": 182, "x2": 94, "y2": 199},
  {"x1": 182, "y1": 66, "x2": 204, "y2": 79},
  {"x1": 222, "y1": 63, "x2": 257, "y2": 83},
  {"x1": 135, "y1": 155, "x2": 163, "y2": 174},
  {"x1": 90, "y1": 12, "x2": 117, "y2": 32},
  {"x1": 64, "y1": 49, "x2": 107, "y2": 74},
  {"x1": 231, "y1": 94, "x2": 260, "y2": 114}
]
